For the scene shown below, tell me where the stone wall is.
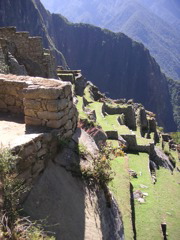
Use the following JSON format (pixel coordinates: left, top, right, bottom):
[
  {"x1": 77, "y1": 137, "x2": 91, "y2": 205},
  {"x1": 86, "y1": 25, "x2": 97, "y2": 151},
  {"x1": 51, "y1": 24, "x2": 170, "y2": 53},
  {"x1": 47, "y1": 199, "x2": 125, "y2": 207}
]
[
  {"x1": 11, "y1": 132, "x2": 59, "y2": 184},
  {"x1": 0, "y1": 74, "x2": 78, "y2": 138},
  {"x1": 0, "y1": 27, "x2": 57, "y2": 78},
  {"x1": 103, "y1": 103, "x2": 136, "y2": 130}
]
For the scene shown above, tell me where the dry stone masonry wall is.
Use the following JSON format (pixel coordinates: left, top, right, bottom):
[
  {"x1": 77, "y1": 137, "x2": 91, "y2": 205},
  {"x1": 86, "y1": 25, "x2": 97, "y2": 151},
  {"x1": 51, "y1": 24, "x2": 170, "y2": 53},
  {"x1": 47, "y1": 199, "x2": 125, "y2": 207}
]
[
  {"x1": 0, "y1": 74, "x2": 78, "y2": 138},
  {"x1": 11, "y1": 132, "x2": 59, "y2": 184},
  {"x1": 0, "y1": 27, "x2": 57, "y2": 78}
]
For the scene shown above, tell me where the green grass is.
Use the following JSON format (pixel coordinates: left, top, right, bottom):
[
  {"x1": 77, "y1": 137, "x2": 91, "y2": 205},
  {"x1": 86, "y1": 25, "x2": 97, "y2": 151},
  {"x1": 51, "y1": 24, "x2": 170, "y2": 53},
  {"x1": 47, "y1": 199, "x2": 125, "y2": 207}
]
[
  {"x1": 109, "y1": 156, "x2": 134, "y2": 240},
  {"x1": 88, "y1": 103, "x2": 131, "y2": 136},
  {"x1": 133, "y1": 127, "x2": 154, "y2": 145},
  {"x1": 84, "y1": 85, "x2": 94, "y2": 102},
  {"x1": 105, "y1": 101, "x2": 129, "y2": 109},
  {"x1": 128, "y1": 152, "x2": 180, "y2": 240},
  {"x1": 136, "y1": 135, "x2": 153, "y2": 145},
  {"x1": 104, "y1": 115, "x2": 130, "y2": 134},
  {"x1": 76, "y1": 96, "x2": 88, "y2": 119}
]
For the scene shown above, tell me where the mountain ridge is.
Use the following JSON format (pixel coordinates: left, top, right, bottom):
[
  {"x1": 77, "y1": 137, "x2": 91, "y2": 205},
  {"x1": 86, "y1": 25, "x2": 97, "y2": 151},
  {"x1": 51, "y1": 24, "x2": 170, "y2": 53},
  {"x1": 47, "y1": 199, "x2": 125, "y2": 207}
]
[
  {"x1": 0, "y1": 0, "x2": 177, "y2": 131},
  {"x1": 40, "y1": 0, "x2": 180, "y2": 82}
]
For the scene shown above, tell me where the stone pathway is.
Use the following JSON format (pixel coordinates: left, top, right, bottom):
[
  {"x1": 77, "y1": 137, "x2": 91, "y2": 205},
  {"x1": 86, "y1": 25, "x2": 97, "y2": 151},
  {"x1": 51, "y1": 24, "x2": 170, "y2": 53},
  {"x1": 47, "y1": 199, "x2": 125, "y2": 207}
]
[{"x1": 0, "y1": 115, "x2": 25, "y2": 147}]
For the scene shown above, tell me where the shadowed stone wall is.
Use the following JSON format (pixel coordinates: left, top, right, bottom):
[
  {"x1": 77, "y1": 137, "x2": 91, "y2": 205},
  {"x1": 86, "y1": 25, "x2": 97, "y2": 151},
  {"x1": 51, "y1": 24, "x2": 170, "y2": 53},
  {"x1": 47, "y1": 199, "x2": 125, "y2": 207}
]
[{"x1": 0, "y1": 27, "x2": 57, "y2": 78}]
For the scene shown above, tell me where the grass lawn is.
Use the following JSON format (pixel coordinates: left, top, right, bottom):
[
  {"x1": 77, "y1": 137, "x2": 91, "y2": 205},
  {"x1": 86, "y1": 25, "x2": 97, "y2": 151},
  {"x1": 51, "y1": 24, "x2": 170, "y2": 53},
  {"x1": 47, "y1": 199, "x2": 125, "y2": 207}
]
[
  {"x1": 109, "y1": 155, "x2": 134, "y2": 240},
  {"x1": 84, "y1": 85, "x2": 94, "y2": 102},
  {"x1": 76, "y1": 96, "x2": 88, "y2": 119},
  {"x1": 128, "y1": 152, "x2": 180, "y2": 240},
  {"x1": 88, "y1": 103, "x2": 131, "y2": 135}
]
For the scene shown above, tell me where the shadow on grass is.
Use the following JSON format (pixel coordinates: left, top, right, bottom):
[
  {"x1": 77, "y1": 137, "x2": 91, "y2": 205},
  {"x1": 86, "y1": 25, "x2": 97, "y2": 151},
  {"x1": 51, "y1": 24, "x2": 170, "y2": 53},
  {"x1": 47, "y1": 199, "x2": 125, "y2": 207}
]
[{"x1": 130, "y1": 183, "x2": 137, "y2": 240}]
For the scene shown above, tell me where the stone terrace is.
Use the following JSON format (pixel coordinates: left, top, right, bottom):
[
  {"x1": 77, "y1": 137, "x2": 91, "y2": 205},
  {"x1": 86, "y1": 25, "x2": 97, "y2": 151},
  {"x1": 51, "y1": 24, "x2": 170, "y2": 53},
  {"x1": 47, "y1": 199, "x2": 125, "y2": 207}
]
[{"x1": 0, "y1": 74, "x2": 78, "y2": 139}]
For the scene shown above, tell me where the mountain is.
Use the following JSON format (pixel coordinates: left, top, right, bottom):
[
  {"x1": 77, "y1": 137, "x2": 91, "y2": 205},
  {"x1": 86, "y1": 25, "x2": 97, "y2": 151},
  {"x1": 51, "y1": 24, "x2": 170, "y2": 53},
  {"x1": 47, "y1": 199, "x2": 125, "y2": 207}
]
[
  {"x1": 0, "y1": 0, "x2": 177, "y2": 131},
  {"x1": 137, "y1": 0, "x2": 180, "y2": 29},
  {"x1": 40, "y1": 0, "x2": 180, "y2": 82}
]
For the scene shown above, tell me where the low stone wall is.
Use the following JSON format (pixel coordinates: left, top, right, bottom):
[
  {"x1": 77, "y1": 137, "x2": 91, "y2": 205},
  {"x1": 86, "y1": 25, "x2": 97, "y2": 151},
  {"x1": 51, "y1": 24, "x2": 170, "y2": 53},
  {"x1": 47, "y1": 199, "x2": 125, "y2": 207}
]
[
  {"x1": 0, "y1": 77, "x2": 26, "y2": 113},
  {"x1": 0, "y1": 74, "x2": 78, "y2": 138},
  {"x1": 121, "y1": 134, "x2": 137, "y2": 150},
  {"x1": 103, "y1": 103, "x2": 136, "y2": 130},
  {"x1": 121, "y1": 134, "x2": 154, "y2": 153},
  {"x1": 11, "y1": 132, "x2": 59, "y2": 184},
  {"x1": 0, "y1": 27, "x2": 57, "y2": 78}
]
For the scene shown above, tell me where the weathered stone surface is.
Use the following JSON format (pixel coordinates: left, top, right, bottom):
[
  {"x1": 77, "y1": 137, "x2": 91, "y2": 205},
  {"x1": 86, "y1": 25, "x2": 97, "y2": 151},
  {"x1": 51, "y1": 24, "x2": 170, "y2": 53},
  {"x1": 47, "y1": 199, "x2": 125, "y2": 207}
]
[
  {"x1": 64, "y1": 84, "x2": 72, "y2": 97},
  {"x1": 60, "y1": 115, "x2": 69, "y2": 126},
  {"x1": 37, "y1": 111, "x2": 64, "y2": 120},
  {"x1": 32, "y1": 160, "x2": 45, "y2": 174},
  {"x1": 25, "y1": 116, "x2": 42, "y2": 125},
  {"x1": 63, "y1": 130, "x2": 73, "y2": 139},
  {"x1": 46, "y1": 100, "x2": 60, "y2": 111},
  {"x1": 0, "y1": 99, "x2": 6, "y2": 108},
  {"x1": 59, "y1": 99, "x2": 68, "y2": 110},
  {"x1": 23, "y1": 87, "x2": 63, "y2": 99},
  {"x1": 5, "y1": 95, "x2": 15, "y2": 105},
  {"x1": 88, "y1": 128, "x2": 107, "y2": 148},
  {"x1": 47, "y1": 120, "x2": 62, "y2": 128},
  {"x1": 106, "y1": 130, "x2": 119, "y2": 140},
  {"x1": 23, "y1": 144, "x2": 36, "y2": 158},
  {"x1": 72, "y1": 128, "x2": 99, "y2": 157},
  {"x1": 37, "y1": 148, "x2": 47, "y2": 158},
  {"x1": 16, "y1": 100, "x2": 22, "y2": 107},
  {"x1": 64, "y1": 120, "x2": 73, "y2": 130},
  {"x1": 23, "y1": 99, "x2": 41, "y2": 110},
  {"x1": 24, "y1": 108, "x2": 37, "y2": 117}
]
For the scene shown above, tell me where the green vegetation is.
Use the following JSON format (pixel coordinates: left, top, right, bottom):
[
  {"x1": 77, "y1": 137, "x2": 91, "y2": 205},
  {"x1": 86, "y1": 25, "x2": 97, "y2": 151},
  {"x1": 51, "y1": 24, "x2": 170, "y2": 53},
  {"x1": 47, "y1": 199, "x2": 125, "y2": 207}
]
[
  {"x1": 129, "y1": 153, "x2": 180, "y2": 240},
  {"x1": 84, "y1": 85, "x2": 94, "y2": 103},
  {"x1": 168, "y1": 78, "x2": 180, "y2": 131},
  {"x1": 76, "y1": 96, "x2": 87, "y2": 119},
  {"x1": 109, "y1": 155, "x2": 134, "y2": 240},
  {"x1": 88, "y1": 102, "x2": 131, "y2": 135},
  {"x1": 170, "y1": 132, "x2": 180, "y2": 144},
  {"x1": 81, "y1": 143, "x2": 115, "y2": 186}
]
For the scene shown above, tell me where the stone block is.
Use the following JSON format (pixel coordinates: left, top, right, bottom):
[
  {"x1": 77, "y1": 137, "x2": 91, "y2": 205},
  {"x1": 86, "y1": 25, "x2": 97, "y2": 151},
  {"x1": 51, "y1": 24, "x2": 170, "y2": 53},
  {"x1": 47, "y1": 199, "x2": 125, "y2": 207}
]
[
  {"x1": 17, "y1": 155, "x2": 34, "y2": 172},
  {"x1": 37, "y1": 148, "x2": 47, "y2": 158},
  {"x1": 64, "y1": 120, "x2": 72, "y2": 130},
  {"x1": 36, "y1": 141, "x2": 42, "y2": 151},
  {"x1": 37, "y1": 111, "x2": 64, "y2": 120},
  {"x1": 22, "y1": 144, "x2": 36, "y2": 158},
  {"x1": 5, "y1": 86, "x2": 18, "y2": 96},
  {"x1": 25, "y1": 116, "x2": 42, "y2": 126},
  {"x1": 68, "y1": 108, "x2": 75, "y2": 119},
  {"x1": 0, "y1": 85, "x2": 6, "y2": 93},
  {"x1": 0, "y1": 99, "x2": 7, "y2": 108},
  {"x1": 43, "y1": 133, "x2": 53, "y2": 143},
  {"x1": 64, "y1": 84, "x2": 72, "y2": 97},
  {"x1": 47, "y1": 120, "x2": 62, "y2": 128},
  {"x1": 24, "y1": 108, "x2": 37, "y2": 117},
  {"x1": 5, "y1": 95, "x2": 15, "y2": 105},
  {"x1": 58, "y1": 99, "x2": 68, "y2": 110},
  {"x1": 23, "y1": 99, "x2": 41, "y2": 110},
  {"x1": 63, "y1": 130, "x2": 73, "y2": 139},
  {"x1": 16, "y1": 100, "x2": 22, "y2": 107},
  {"x1": 46, "y1": 100, "x2": 60, "y2": 111},
  {"x1": 23, "y1": 87, "x2": 63, "y2": 99},
  {"x1": 0, "y1": 94, "x2": 4, "y2": 99},
  {"x1": 32, "y1": 160, "x2": 45, "y2": 175},
  {"x1": 60, "y1": 115, "x2": 69, "y2": 126}
]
